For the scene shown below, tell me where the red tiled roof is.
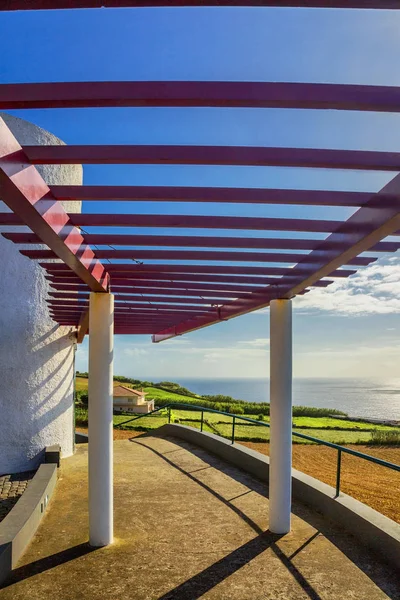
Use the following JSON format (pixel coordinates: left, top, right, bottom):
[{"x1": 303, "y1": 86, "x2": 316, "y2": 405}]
[{"x1": 113, "y1": 384, "x2": 145, "y2": 398}]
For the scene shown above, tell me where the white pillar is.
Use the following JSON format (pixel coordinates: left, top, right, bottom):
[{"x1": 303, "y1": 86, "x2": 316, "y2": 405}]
[
  {"x1": 269, "y1": 298, "x2": 292, "y2": 534},
  {"x1": 88, "y1": 292, "x2": 114, "y2": 547}
]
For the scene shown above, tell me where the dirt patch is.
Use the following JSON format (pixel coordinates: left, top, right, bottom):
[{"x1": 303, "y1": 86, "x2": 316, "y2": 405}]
[
  {"x1": 76, "y1": 427, "x2": 144, "y2": 441},
  {"x1": 240, "y1": 441, "x2": 400, "y2": 524}
]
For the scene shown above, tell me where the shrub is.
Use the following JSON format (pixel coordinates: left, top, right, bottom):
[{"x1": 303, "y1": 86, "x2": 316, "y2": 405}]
[
  {"x1": 75, "y1": 406, "x2": 88, "y2": 427},
  {"x1": 155, "y1": 381, "x2": 198, "y2": 398},
  {"x1": 369, "y1": 430, "x2": 400, "y2": 445},
  {"x1": 258, "y1": 414, "x2": 264, "y2": 421},
  {"x1": 292, "y1": 405, "x2": 346, "y2": 417},
  {"x1": 75, "y1": 390, "x2": 88, "y2": 406},
  {"x1": 204, "y1": 394, "x2": 238, "y2": 403},
  {"x1": 226, "y1": 404, "x2": 244, "y2": 415},
  {"x1": 76, "y1": 371, "x2": 88, "y2": 378}
]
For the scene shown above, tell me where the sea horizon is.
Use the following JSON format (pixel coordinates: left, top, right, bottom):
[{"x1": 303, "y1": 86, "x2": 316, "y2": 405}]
[{"x1": 161, "y1": 376, "x2": 400, "y2": 421}]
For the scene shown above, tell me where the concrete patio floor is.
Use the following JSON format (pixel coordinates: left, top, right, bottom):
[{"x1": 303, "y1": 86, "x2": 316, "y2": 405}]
[{"x1": 0, "y1": 436, "x2": 399, "y2": 600}]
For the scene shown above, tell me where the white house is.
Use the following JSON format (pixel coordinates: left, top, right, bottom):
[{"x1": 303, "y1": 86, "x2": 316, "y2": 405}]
[{"x1": 113, "y1": 384, "x2": 155, "y2": 414}]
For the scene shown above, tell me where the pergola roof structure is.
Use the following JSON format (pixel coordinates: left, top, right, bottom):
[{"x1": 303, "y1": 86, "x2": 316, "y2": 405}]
[{"x1": 1, "y1": 3, "x2": 400, "y2": 342}]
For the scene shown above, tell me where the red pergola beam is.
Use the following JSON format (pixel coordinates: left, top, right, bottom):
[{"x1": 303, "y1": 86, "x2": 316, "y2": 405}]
[
  {"x1": 113, "y1": 330, "x2": 173, "y2": 334},
  {"x1": 0, "y1": 212, "x2": 346, "y2": 232},
  {"x1": 21, "y1": 248, "x2": 375, "y2": 266},
  {"x1": 0, "y1": 117, "x2": 109, "y2": 293},
  {"x1": 8, "y1": 212, "x2": 395, "y2": 236},
  {"x1": 49, "y1": 293, "x2": 234, "y2": 304},
  {"x1": 48, "y1": 185, "x2": 400, "y2": 206},
  {"x1": 153, "y1": 173, "x2": 400, "y2": 341},
  {"x1": 49, "y1": 300, "x2": 216, "y2": 310},
  {"x1": 2, "y1": 81, "x2": 400, "y2": 111},
  {"x1": 22, "y1": 145, "x2": 400, "y2": 172},
  {"x1": 50, "y1": 304, "x2": 212, "y2": 313},
  {"x1": 49, "y1": 290, "x2": 244, "y2": 300},
  {"x1": 45, "y1": 273, "x2": 333, "y2": 286},
  {"x1": 4, "y1": 231, "x2": 328, "y2": 249},
  {"x1": 49, "y1": 297, "x2": 224, "y2": 307},
  {"x1": 65, "y1": 213, "x2": 344, "y2": 232},
  {"x1": 52, "y1": 313, "x2": 209, "y2": 320},
  {"x1": 50, "y1": 309, "x2": 209, "y2": 323},
  {"x1": 41, "y1": 263, "x2": 355, "y2": 277},
  {"x1": 77, "y1": 310, "x2": 89, "y2": 344},
  {"x1": 1, "y1": 2, "x2": 400, "y2": 11},
  {"x1": 54, "y1": 315, "x2": 198, "y2": 325},
  {"x1": 5, "y1": 231, "x2": 400, "y2": 252},
  {"x1": 49, "y1": 281, "x2": 330, "y2": 294},
  {"x1": 55, "y1": 314, "x2": 201, "y2": 322}
]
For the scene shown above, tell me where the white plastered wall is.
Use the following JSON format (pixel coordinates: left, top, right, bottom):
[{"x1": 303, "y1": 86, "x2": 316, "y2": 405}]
[{"x1": 0, "y1": 113, "x2": 82, "y2": 474}]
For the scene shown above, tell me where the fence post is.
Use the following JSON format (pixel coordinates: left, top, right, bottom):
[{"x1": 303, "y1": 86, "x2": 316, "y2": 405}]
[
  {"x1": 231, "y1": 416, "x2": 236, "y2": 444},
  {"x1": 168, "y1": 406, "x2": 171, "y2": 424},
  {"x1": 200, "y1": 411, "x2": 204, "y2": 432},
  {"x1": 335, "y1": 449, "x2": 342, "y2": 497}
]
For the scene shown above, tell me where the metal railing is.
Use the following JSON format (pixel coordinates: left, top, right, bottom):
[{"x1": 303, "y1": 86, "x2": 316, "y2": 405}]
[{"x1": 114, "y1": 402, "x2": 400, "y2": 497}]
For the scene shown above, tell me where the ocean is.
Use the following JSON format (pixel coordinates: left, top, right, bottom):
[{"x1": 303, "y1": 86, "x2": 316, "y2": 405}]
[{"x1": 174, "y1": 378, "x2": 400, "y2": 421}]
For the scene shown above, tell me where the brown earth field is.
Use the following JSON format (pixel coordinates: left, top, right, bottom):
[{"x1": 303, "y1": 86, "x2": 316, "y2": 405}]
[
  {"x1": 76, "y1": 427, "x2": 143, "y2": 441},
  {"x1": 241, "y1": 441, "x2": 400, "y2": 524},
  {"x1": 76, "y1": 428, "x2": 399, "y2": 524}
]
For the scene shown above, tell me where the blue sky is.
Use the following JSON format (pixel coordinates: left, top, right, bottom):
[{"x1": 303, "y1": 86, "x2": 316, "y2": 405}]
[{"x1": 1, "y1": 6, "x2": 399, "y2": 380}]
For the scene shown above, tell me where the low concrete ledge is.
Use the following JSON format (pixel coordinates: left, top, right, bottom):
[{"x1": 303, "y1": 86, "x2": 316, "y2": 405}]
[
  {"x1": 0, "y1": 463, "x2": 57, "y2": 586},
  {"x1": 75, "y1": 431, "x2": 88, "y2": 444},
  {"x1": 45, "y1": 444, "x2": 61, "y2": 467},
  {"x1": 154, "y1": 424, "x2": 400, "y2": 570}
]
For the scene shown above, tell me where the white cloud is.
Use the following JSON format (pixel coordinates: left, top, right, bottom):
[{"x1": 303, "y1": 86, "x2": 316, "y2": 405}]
[
  {"x1": 123, "y1": 348, "x2": 149, "y2": 357},
  {"x1": 157, "y1": 337, "x2": 189, "y2": 346},
  {"x1": 294, "y1": 340, "x2": 400, "y2": 378},
  {"x1": 293, "y1": 256, "x2": 400, "y2": 316},
  {"x1": 239, "y1": 338, "x2": 270, "y2": 347}
]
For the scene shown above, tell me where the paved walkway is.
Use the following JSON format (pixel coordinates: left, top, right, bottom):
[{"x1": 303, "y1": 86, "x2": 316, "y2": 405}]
[
  {"x1": 0, "y1": 471, "x2": 35, "y2": 523},
  {"x1": 0, "y1": 436, "x2": 399, "y2": 600}
]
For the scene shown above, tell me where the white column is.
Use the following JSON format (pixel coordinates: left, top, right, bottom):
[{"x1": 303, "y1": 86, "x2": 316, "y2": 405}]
[
  {"x1": 269, "y1": 298, "x2": 292, "y2": 534},
  {"x1": 88, "y1": 292, "x2": 114, "y2": 546}
]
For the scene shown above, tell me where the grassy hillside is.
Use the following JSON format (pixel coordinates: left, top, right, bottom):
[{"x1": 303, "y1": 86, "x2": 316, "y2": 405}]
[{"x1": 75, "y1": 376, "x2": 194, "y2": 403}]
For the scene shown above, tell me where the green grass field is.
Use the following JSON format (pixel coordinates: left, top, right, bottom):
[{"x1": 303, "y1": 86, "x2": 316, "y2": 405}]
[
  {"x1": 207, "y1": 422, "x2": 375, "y2": 444},
  {"x1": 169, "y1": 409, "x2": 396, "y2": 432},
  {"x1": 142, "y1": 387, "x2": 200, "y2": 402},
  {"x1": 75, "y1": 377, "x2": 400, "y2": 445},
  {"x1": 75, "y1": 377, "x2": 90, "y2": 392}
]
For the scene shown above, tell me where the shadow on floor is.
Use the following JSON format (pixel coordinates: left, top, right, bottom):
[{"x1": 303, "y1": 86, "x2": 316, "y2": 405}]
[
  {"x1": 0, "y1": 543, "x2": 97, "y2": 589},
  {"x1": 133, "y1": 435, "x2": 400, "y2": 600},
  {"x1": 2, "y1": 436, "x2": 398, "y2": 599},
  {"x1": 157, "y1": 529, "x2": 324, "y2": 600},
  {"x1": 133, "y1": 437, "x2": 325, "y2": 600}
]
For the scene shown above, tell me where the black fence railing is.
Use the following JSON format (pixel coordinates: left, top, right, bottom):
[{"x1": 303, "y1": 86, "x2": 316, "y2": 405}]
[{"x1": 114, "y1": 402, "x2": 400, "y2": 497}]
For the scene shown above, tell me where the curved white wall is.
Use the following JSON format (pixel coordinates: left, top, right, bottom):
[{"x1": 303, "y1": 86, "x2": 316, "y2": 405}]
[{"x1": 0, "y1": 113, "x2": 83, "y2": 474}]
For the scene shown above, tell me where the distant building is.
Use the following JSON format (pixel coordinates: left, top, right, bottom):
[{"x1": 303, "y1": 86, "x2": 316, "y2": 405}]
[{"x1": 113, "y1": 384, "x2": 155, "y2": 414}]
